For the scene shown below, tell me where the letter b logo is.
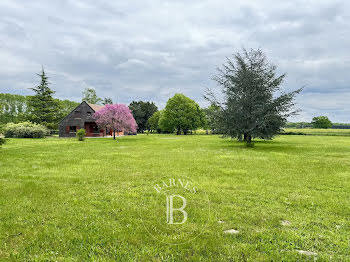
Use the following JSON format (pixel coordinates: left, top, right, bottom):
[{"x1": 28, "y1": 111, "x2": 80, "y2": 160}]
[{"x1": 166, "y1": 195, "x2": 188, "y2": 224}]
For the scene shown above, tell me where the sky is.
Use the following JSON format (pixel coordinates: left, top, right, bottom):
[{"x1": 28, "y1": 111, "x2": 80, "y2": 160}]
[{"x1": 0, "y1": 0, "x2": 349, "y2": 122}]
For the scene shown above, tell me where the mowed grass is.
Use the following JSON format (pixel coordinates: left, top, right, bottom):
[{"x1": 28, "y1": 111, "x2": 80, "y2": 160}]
[{"x1": 1, "y1": 134, "x2": 350, "y2": 261}]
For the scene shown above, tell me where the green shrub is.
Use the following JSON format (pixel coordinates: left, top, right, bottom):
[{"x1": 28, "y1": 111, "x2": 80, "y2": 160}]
[
  {"x1": 4, "y1": 122, "x2": 48, "y2": 138},
  {"x1": 76, "y1": 128, "x2": 86, "y2": 141},
  {"x1": 0, "y1": 138, "x2": 6, "y2": 146}
]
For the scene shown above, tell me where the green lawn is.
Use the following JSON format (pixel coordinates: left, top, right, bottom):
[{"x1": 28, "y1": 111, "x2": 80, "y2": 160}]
[{"x1": 1, "y1": 134, "x2": 350, "y2": 261}]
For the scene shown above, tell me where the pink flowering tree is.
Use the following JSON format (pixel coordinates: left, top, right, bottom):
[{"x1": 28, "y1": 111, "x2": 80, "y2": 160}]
[{"x1": 93, "y1": 104, "x2": 137, "y2": 140}]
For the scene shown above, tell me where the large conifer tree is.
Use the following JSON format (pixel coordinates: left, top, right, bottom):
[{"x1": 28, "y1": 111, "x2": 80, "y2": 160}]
[
  {"x1": 205, "y1": 49, "x2": 302, "y2": 145},
  {"x1": 27, "y1": 67, "x2": 59, "y2": 129}
]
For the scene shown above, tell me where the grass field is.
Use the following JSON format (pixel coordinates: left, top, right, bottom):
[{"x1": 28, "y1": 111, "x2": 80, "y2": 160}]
[{"x1": 1, "y1": 134, "x2": 350, "y2": 261}]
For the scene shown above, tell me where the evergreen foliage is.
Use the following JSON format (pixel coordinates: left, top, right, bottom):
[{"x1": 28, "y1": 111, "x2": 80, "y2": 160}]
[
  {"x1": 206, "y1": 48, "x2": 302, "y2": 144},
  {"x1": 27, "y1": 68, "x2": 60, "y2": 129}
]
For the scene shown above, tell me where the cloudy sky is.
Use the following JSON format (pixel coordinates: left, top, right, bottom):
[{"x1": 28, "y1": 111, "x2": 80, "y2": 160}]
[{"x1": 0, "y1": 0, "x2": 349, "y2": 122}]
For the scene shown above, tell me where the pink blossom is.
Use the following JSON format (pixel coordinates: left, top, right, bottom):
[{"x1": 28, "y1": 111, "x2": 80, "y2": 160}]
[{"x1": 93, "y1": 104, "x2": 137, "y2": 138}]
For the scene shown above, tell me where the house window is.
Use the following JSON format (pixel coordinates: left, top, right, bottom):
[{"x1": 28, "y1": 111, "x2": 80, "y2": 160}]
[
  {"x1": 87, "y1": 112, "x2": 92, "y2": 117},
  {"x1": 69, "y1": 126, "x2": 76, "y2": 133},
  {"x1": 74, "y1": 111, "x2": 81, "y2": 118}
]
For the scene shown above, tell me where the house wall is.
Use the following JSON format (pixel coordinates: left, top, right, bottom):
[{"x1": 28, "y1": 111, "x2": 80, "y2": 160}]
[
  {"x1": 59, "y1": 102, "x2": 101, "y2": 137},
  {"x1": 59, "y1": 101, "x2": 126, "y2": 138}
]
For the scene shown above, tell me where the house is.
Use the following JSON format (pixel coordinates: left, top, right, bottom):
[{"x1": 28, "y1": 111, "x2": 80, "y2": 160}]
[{"x1": 58, "y1": 101, "x2": 124, "y2": 137}]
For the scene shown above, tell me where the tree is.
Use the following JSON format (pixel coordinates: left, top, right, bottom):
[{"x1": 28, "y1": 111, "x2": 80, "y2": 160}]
[
  {"x1": 0, "y1": 93, "x2": 28, "y2": 124},
  {"x1": 27, "y1": 68, "x2": 60, "y2": 129},
  {"x1": 82, "y1": 88, "x2": 102, "y2": 104},
  {"x1": 203, "y1": 104, "x2": 222, "y2": 134},
  {"x1": 205, "y1": 48, "x2": 302, "y2": 145},
  {"x1": 102, "y1": 98, "x2": 113, "y2": 105},
  {"x1": 159, "y1": 94, "x2": 203, "y2": 135},
  {"x1": 311, "y1": 116, "x2": 332, "y2": 129},
  {"x1": 93, "y1": 104, "x2": 137, "y2": 140},
  {"x1": 128, "y1": 101, "x2": 158, "y2": 132},
  {"x1": 148, "y1": 110, "x2": 162, "y2": 133}
]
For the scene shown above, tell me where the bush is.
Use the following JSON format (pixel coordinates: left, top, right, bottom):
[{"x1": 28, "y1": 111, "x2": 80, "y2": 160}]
[
  {"x1": 0, "y1": 138, "x2": 6, "y2": 146},
  {"x1": 76, "y1": 128, "x2": 86, "y2": 141},
  {"x1": 4, "y1": 122, "x2": 48, "y2": 138}
]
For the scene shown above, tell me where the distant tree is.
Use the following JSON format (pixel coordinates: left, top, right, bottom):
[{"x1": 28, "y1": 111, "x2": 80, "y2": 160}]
[
  {"x1": 0, "y1": 93, "x2": 28, "y2": 124},
  {"x1": 82, "y1": 88, "x2": 102, "y2": 104},
  {"x1": 311, "y1": 116, "x2": 332, "y2": 129},
  {"x1": 203, "y1": 104, "x2": 222, "y2": 134},
  {"x1": 205, "y1": 48, "x2": 302, "y2": 145},
  {"x1": 102, "y1": 98, "x2": 113, "y2": 105},
  {"x1": 0, "y1": 93, "x2": 80, "y2": 126},
  {"x1": 93, "y1": 104, "x2": 137, "y2": 140},
  {"x1": 27, "y1": 68, "x2": 60, "y2": 129},
  {"x1": 148, "y1": 110, "x2": 163, "y2": 133},
  {"x1": 285, "y1": 122, "x2": 312, "y2": 128},
  {"x1": 159, "y1": 94, "x2": 203, "y2": 135},
  {"x1": 128, "y1": 101, "x2": 158, "y2": 132}
]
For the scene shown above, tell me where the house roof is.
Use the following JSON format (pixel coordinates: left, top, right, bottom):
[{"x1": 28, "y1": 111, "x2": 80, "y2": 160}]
[
  {"x1": 59, "y1": 101, "x2": 105, "y2": 124},
  {"x1": 87, "y1": 103, "x2": 104, "y2": 112}
]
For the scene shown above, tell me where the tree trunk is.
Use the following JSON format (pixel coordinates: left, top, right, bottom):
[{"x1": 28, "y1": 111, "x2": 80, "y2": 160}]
[
  {"x1": 113, "y1": 128, "x2": 116, "y2": 140},
  {"x1": 206, "y1": 129, "x2": 208, "y2": 135},
  {"x1": 244, "y1": 133, "x2": 247, "y2": 141},
  {"x1": 246, "y1": 134, "x2": 252, "y2": 145},
  {"x1": 176, "y1": 128, "x2": 181, "y2": 135}
]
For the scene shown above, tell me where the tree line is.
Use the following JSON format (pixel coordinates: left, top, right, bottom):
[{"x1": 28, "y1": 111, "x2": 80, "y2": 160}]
[
  {"x1": 0, "y1": 93, "x2": 79, "y2": 128},
  {"x1": 286, "y1": 117, "x2": 350, "y2": 129}
]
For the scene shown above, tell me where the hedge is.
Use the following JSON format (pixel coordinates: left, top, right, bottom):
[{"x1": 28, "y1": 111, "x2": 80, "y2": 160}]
[{"x1": 4, "y1": 122, "x2": 48, "y2": 138}]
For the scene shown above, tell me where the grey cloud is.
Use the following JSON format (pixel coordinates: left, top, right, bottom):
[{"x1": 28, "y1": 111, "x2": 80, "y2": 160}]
[{"x1": 0, "y1": 0, "x2": 349, "y2": 122}]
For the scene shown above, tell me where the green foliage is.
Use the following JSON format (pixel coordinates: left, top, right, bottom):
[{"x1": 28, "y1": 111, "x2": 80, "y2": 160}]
[
  {"x1": 159, "y1": 94, "x2": 203, "y2": 135},
  {"x1": 128, "y1": 101, "x2": 158, "y2": 132},
  {"x1": 283, "y1": 128, "x2": 350, "y2": 136},
  {"x1": 102, "y1": 97, "x2": 113, "y2": 105},
  {"x1": 27, "y1": 68, "x2": 60, "y2": 129},
  {"x1": 4, "y1": 121, "x2": 48, "y2": 138},
  {"x1": 76, "y1": 128, "x2": 86, "y2": 141},
  {"x1": 206, "y1": 48, "x2": 302, "y2": 144},
  {"x1": 0, "y1": 93, "x2": 28, "y2": 124},
  {"x1": 332, "y1": 123, "x2": 350, "y2": 129},
  {"x1": 311, "y1": 116, "x2": 332, "y2": 129},
  {"x1": 0, "y1": 137, "x2": 6, "y2": 146},
  {"x1": 203, "y1": 104, "x2": 222, "y2": 134},
  {"x1": 285, "y1": 122, "x2": 312, "y2": 128},
  {"x1": 148, "y1": 110, "x2": 162, "y2": 133},
  {"x1": 0, "y1": 93, "x2": 79, "y2": 129},
  {"x1": 82, "y1": 88, "x2": 102, "y2": 104}
]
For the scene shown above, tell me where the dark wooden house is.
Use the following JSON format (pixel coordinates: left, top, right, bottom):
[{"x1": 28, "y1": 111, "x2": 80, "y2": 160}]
[{"x1": 59, "y1": 101, "x2": 123, "y2": 138}]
